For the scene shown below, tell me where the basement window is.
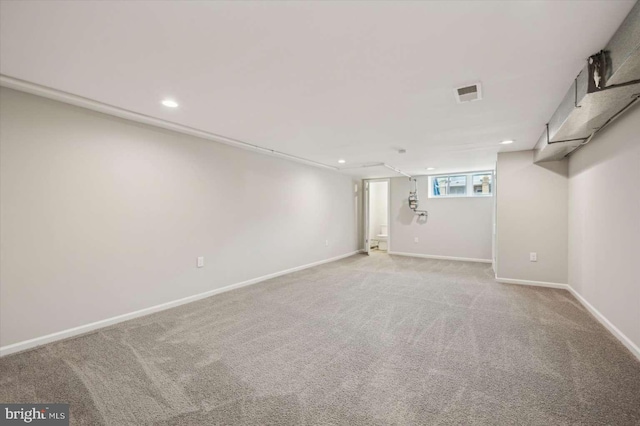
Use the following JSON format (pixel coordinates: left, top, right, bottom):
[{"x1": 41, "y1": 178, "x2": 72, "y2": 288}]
[{"x1": 429, "y1": 171, "x2": 493, "y2": 198}]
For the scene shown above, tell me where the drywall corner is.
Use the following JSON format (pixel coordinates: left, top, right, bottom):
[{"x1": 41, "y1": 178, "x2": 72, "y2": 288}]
[{"x1": 495, "y1": 150, "x2": 568, "y2": 284}]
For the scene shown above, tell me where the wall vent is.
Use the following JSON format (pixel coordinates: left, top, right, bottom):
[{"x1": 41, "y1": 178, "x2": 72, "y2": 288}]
[{"x1": 454, "y1": 83, "x2": 482, "y2": 103}]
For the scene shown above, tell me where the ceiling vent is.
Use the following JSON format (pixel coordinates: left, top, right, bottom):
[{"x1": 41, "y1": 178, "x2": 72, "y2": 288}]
[{"x1": 454, "y1": 83, "x2": 482, "y2": 103}]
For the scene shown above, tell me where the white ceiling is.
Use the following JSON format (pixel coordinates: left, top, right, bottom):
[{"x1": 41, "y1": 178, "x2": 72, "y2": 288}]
[{"x1": 0, "y1": 1, "x2": 635, "y2": 178}]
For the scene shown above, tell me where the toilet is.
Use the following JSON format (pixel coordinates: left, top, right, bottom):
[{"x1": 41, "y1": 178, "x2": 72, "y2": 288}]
[{"x1": 377, "y1": 224, "x2": 388, "y2": 251}]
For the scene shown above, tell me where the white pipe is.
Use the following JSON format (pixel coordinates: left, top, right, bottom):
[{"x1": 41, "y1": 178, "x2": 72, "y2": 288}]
[
  {"x1": 383, "y1": 163, "x2": 412, "y2": 178},
  {"x1": 339, "y1": 162, "x2": 385, "y2": 170}
]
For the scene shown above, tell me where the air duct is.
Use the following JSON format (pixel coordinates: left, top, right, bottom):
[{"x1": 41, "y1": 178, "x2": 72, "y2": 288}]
[{"x1": 534, "y1": 2, "x2": 640, "y2": 162}]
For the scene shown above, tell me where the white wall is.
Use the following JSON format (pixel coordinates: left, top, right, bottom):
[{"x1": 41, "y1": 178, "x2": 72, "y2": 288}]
[
  {"x1": 495, "y1": 151, "x2": 568, "y2": 284},
  {"x1": 568, "y1": 103, "x2": 640, "y2": 351},
  {"x1": 368, "y1": 181, "x2": 388, "y2": 244},
  {"x1": 0, "y1": 88, "x2": 359, "y2": 348},
  {"x1": 389, "y1": 177, "x2": 492, "y2": 260}
]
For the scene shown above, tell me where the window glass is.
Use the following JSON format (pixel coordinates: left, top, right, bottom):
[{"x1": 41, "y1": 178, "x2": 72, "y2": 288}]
[
  {"x1": 430, "y1": 171, "x2": 493, "y2": 198},
  {"x1": 448, "y1": 175, "x2": 466, "y2": 195},
  {"x1": 433, "y1": 177, "x2": 448, "y2": 195},
  {"x1": 472, "y1": 173, "x2": 492, "y2": 195}
]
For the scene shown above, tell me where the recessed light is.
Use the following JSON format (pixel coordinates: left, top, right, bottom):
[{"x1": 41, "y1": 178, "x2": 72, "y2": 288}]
[
  {"x1": 338, "y1": 159, "x2": 346, "y2": 164},
  {"x1": 161, "y1": 99, "x2": 179, "y2": 108},
  {"x1": 426, "y1": 167, "x2": 436, "y2": 171},
  {"x1": 500, "y1": 140, "x2": 514, "y2": 145}
]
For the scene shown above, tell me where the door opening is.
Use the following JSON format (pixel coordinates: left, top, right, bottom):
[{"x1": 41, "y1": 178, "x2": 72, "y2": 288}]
[{"x1": 364, "y1": 179, "x2": 390, "y2": 254}]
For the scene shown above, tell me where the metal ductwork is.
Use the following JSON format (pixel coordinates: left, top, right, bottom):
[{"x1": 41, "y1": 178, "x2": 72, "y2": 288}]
[{"x1": 534, "y1": 2, "x2": 640, "y2": 163}]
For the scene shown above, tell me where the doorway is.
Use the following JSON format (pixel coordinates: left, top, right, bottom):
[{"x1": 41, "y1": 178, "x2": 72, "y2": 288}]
[{"x1": 364, "y1": 179, "x2": 390, "y2": 254}]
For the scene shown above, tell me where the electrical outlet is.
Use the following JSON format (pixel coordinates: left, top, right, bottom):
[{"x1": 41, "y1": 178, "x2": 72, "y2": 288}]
[
  {"x1": 530, "y1": 252, "x2": 537, "y2": 262},
  {"x1": 325, "y1": 239, "x2": 329, "y2": 247},
  {"x1": 414, "y1": 237, "x2": 419, "y2": 244},
  {"x1": 197, "y1": 256, "x2": 204, "y2": 268}
]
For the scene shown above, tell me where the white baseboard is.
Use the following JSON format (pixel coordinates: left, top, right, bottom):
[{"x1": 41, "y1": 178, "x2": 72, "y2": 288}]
[
  {"x1": 388, "y1": 251, "x2": 492, "y2": 264},
  {"x1": 495, "y1": 276, "x2": 569, "y2": 289},
  {"x1": 0, "y1": 250, "x2": 360, "y2": 357},
  {"x1": 5, "y1": 250, "x2": 638, "y2": 363},
  {"x1": 495, "y1": 274, "x2": 640, "y2": 362},
  {"x1": 566, "y1": 286, "x2": 640, "y2": 362}
]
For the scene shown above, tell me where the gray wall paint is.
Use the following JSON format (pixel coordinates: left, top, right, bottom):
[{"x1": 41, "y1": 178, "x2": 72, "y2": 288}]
[
  {"x1": 389, "y1": 177, "x2": 492, "y2": 260},
  {"x1": 0, "y1": 88, "x2": 359, "y2": 347},
  {"x1": 568, "y1": 103, "x2": 640, "y2": 349},
  {"x1": 496, "y1": 151, "x2": 568, "y2": 284}
]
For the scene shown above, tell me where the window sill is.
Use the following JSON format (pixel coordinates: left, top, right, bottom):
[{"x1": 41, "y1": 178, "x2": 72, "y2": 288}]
[{"x1": 429, "y1": 194, "x2": 493, "y2": 199}]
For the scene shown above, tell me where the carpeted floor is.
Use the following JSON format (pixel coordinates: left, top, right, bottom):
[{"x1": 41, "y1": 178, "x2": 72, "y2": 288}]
[{"x1": 1, "y1": 253, "x2": 639, "y2": 425}]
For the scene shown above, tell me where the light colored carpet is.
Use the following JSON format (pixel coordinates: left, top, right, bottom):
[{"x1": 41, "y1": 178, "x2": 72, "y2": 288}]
[{"x1": 1, "y1": 253, "x2": 639, "y2": 425}]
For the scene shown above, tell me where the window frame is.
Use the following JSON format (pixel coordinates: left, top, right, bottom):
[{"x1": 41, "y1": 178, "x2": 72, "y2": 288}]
[{"x1": 428, "y1": 171, "x2": 494, "y2": 198}]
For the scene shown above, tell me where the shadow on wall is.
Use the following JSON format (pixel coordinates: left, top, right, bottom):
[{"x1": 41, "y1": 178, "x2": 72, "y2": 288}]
[
  {"x1": 537, "y1": 160, "x2": 569, "y2": 177},
  {"x1": 396, "y1": 196, "x2": 427, "y2": 226}
]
